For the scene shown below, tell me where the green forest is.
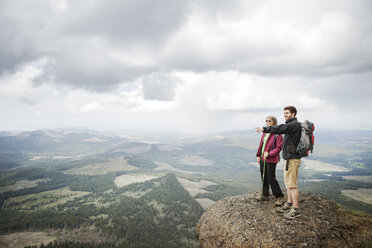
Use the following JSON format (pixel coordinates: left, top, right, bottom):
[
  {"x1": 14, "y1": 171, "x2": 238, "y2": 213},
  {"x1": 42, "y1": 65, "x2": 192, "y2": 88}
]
[{"x1": 0, "y1": 171, "x2": 203, "y2": 248}]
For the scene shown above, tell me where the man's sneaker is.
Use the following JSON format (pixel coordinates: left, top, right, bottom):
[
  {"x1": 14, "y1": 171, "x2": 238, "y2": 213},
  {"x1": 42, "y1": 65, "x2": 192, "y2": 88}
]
[
  {"x1": 284, "y1": 208, "x2": 301, "y2": 220},
  {"x1": 275, "y1": 197, "x2": 284, "y2": 206},
  {"x1": 255, "y1": 195, "x2": 269, "y2": 201},
  {"x1": 277, "y1": 202, "x2": 292, "y2": 213}
]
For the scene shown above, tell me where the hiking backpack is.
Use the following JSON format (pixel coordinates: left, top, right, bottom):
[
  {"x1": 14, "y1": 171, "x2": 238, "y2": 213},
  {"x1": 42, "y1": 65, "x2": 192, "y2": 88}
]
[{"x1": 296, "y1": 120, "x2": 315, "y2": 157}]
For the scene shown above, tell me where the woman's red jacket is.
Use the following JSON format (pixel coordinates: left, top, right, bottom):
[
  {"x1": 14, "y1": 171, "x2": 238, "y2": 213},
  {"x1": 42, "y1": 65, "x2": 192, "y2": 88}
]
[{"x1": 256, "y1": 133, "x2": 283, "y2": 164}]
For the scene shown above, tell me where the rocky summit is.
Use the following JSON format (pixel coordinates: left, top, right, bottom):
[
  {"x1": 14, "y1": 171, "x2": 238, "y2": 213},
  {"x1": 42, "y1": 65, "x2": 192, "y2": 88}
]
[{"x1": 197, "y1": 193, "x2": 372, "y2": 248}]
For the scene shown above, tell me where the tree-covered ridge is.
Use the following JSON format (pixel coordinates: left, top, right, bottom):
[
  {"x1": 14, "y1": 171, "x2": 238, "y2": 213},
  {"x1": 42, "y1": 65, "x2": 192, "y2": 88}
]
[{"x1": 0, "y1": 173, "x2": 204, "y2": 248}]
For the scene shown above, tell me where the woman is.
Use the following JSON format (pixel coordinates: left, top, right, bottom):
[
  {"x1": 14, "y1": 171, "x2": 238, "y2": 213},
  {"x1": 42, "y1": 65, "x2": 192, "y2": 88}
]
[{"x1": 256, "y1": 116, "x2": 284, "y2": 206}]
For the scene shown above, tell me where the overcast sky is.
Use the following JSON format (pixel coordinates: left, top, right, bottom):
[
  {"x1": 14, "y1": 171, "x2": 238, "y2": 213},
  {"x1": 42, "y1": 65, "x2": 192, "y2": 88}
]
[{"x1": 1, "y1": 0, "x2": 372, "y2": 133}]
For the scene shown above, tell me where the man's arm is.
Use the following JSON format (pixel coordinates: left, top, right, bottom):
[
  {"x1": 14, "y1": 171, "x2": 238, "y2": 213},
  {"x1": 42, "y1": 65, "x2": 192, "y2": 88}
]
[
  {"x1": 255, "y1": 123, "x2": 297, "y2": 134},
  {"x1": 263, "y1": 124, "x2": 289, "y2": 134}
]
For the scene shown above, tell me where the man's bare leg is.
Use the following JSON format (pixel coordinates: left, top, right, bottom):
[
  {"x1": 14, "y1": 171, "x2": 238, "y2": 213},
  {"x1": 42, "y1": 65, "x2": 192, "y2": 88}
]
[
  {"x1": 291, "y1": 188, "x2": 299, "y2": 208},
  {"x1": 287, "y1": 188, "x2": 293, "y2": 203}
]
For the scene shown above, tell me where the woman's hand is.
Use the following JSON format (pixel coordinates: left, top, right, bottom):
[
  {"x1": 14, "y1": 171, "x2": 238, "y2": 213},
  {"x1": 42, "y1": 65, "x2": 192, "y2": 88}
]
[
  {"x1": 257, "y1": 157, "x2": 261, "y2": 163},
  {"x1": 263, "y1": 151, "x2": 269, "y2": 160}
]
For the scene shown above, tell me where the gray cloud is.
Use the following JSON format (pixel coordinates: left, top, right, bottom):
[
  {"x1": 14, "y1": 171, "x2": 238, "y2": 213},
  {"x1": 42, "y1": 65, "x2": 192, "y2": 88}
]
[
  {"x1": 0, "y1": 0, "x2": 192, "y2": 92},
  {"x1": 61, "y1": 0, "x2": 191, "y2": 47},
  {"x1": 142, "y1": 73, "x2": 182, "y2": 101},
  {"x1": 33, "y1": 48, "x2": 154, "y2": 92},
  {"x1": 1, "y1": 0, "x2": 372, "y2": 99},
  {"x1": 0, "y1": 0, "x2": 49, "y2": 73},
  {"x1": 19, "y1": 96, "x2": 38, "y2": 105}
]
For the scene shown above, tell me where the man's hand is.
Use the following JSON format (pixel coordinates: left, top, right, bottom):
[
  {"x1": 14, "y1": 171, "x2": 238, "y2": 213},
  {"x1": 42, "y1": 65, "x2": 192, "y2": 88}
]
[
  {"x1": 255, "y1": 127, "x2": 263, "y2": 133},
  {"x1": 263, "y1": 151, "x2": 269, "y2": 161},
  {"x1": 257, "y1": 157, "x2": 261, "y2": 163}
]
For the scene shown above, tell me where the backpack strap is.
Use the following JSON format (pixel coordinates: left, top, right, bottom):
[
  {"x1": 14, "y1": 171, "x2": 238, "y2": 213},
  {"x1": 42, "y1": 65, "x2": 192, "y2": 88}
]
[
  {"x1": 272, "y1": 134, "x2": 278, "y2": 150},
  {"x1": 271, "y1": 134, "x2": 280, "y2": 162}
]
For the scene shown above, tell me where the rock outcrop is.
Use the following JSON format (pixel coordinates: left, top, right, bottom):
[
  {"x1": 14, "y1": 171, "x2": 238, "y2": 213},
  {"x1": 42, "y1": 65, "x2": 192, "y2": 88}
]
[{"x1": 197, "y1": 193, "x2": 372, "y2": 248}]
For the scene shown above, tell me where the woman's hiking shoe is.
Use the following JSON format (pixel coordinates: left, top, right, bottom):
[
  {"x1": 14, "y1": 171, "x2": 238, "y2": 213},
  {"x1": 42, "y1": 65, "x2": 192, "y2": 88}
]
[
  {"x1": 274, "y1": 197, "x2": 284, "y2": 206},
  {"x1": 284, "y1": 208, "x2": 301, "y2": 220},
  {"x1": 277, "y1": 202, "x2": 292, "y2": 213}
]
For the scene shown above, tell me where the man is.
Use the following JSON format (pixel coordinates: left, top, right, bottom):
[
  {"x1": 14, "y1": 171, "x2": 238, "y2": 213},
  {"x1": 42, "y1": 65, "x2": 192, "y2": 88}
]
[{"x1": 255, "y1": 106, "x2": 302, "y2": 219}]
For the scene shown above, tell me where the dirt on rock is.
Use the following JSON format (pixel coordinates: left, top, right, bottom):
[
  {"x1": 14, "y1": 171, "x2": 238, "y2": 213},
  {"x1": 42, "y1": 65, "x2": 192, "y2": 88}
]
[{"x1": 197, "y1": 193, "x2": 372, "y2": 248}]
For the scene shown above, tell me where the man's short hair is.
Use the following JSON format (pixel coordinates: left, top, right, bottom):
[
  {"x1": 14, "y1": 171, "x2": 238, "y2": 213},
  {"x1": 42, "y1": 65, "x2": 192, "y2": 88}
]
[{"x1": 284, "y1": 106, "x2": 297, "y2": 116}]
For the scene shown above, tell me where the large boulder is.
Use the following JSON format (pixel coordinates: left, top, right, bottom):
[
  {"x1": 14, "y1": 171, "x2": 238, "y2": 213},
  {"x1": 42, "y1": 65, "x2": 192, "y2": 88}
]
[{"x1": 197, "y1": 193, "x2": 372, "y2": 248}]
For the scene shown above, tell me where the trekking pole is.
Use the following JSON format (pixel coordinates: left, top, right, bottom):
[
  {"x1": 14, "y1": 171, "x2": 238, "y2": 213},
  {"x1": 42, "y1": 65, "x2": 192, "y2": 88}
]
[{"x1": 261, "y1": 159, "x2": 266, "y2": 201}]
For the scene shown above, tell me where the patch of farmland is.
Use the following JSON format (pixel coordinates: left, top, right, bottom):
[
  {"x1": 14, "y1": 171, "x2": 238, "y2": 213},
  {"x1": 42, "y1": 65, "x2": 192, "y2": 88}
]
[
  {"x1": 179, "y1": 155, "x2": 214, "y2": 166},
  {"x1": 3, "y1": 187, "x2": 89, "y2": 210},
  {"x1": 30, "y1": 154, "x2": 85, "y2": 161},
  {"x1": 176, "y1": 177, "x2": 217, "y2": 197},
  {"x1": 154, "y1": 161, "x2": 199, "y2": 174},
  {"x1": 0, "y1": 231, "x2": 55, "y2": 248},
  {"x1": 341, "y1": 188, "x2": 372, "y2": 205},
  {"x1": 114, "y1": 174, "x2": 160, "y2": 188},
  {"x1": 157, "y1": 145, "x2": 182, "y2": 151},
  {"x1": 110, "y1": 145, "x2": 152, "y2": 154},
  {"x1": 302, "y1": 179, "x2": 328, "y2": 182},
  {"x1": 82, "y1": 137, "x2": 107, "y2": 142},
  {"x1": 30, "y1": 155, "x2": 48, "y2": 161},
  {"x1": 52, "y1": 155, "x2": 74, "y2": 160},
  {"x1": 0, "y1": 179, "x2": 46, "y2": 193},
  {"x1": 47, "y1": 226, "x2": 111, "y2": 243},
  {"x1": 195, "y1": 198, "x2": 216, "y2": 210},
  {"x1": 342, "y1": 175, "x2": 372, "y2": 183},
  {"x1": 64, "y1": 157, "x2": 137, "y2": 175},
  {"x1": 302, "y1": 158, "x2": 349, "y2": 172}
]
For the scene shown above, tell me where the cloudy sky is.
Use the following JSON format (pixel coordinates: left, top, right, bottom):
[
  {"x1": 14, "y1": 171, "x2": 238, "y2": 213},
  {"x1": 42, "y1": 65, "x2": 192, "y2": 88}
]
[{"x1": 1, "y1": 0, "x2": 372, "y2": 133}]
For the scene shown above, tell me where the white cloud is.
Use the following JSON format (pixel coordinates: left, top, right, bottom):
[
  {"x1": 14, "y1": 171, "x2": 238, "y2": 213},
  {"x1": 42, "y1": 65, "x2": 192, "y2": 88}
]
[
  {"x1": 80, "y1": 102, "x2": 104, "y2": 112},
  {"x1": 173, "y1": 71, "x2": 329, "y2": 112},
  {"x1": 162, "y1": 2, "x2": 372, "y2": 77}
]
